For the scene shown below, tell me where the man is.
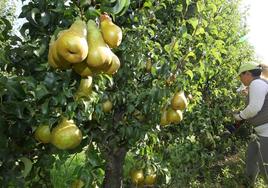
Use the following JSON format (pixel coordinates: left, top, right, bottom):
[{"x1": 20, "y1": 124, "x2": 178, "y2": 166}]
[{"x1": 234, "y1": 62, "x2": 268, "y2": 186}]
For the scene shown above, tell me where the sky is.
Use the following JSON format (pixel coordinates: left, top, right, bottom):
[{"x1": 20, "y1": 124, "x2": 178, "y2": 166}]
[{"x1": 242, "y1": 0, "x2": 268, "y2": 65}]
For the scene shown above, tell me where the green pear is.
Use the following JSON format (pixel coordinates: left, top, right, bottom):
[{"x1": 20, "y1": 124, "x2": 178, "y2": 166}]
[
  {"x1": 103, "y1": 53, "x2": 120, "y2": 75},
  {"x1": 100, "y1": 13, "x2": 122, "y2": 49},
  {"x1": 171, "y1": 91, "x2": 188, "y2": 110},
  {"x1": 56, "y1": 19, "x2": 88, "y2": 64},
  {"x1": 48, "y1": 35, "x2": 70, "y2": 69},
  {"x1": 86, "y1": 20, "x2": 113, "y2": 68},
  {"x1": 74, "y1": 76, "x2": 93, "y2": 100},
  {"x1": 51, "y1": 118, "x2": 82, "y2": 150},
  {"x1": 166, "y1": 108, "x2": 183, "y2": 123},
  {"x1": 72, "y1": 61, "x2": 93, "y2": 77}
]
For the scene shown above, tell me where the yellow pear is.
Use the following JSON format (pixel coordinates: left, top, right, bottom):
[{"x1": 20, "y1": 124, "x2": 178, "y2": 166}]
[
  {"x1": 48, "y1": 31, "x2": 72, "y2": 69},
  {"x1": 103, "y1": 53, "x2": 120, "y2": 75},
  {"x1": 146, "y1": 58, "x2": 152, "y2": 73},
  {"x1": 72, "y1": 61, "x2": 93, "y2": 77},
  {"x1": 100, "y1": 13, "x2": 123, "y2": 49},
  {"x1": 74, "y1": 76, "x2": 93, "y2": 100},
  {"x1": 144, "y1": 174, "x2": 157, "y2": 186},
  {"x1": 51, "y1": 40, "x2": 71, "y2": 69},
  {"x1": 48, "y1": 47, "x2": 59, "y2": 69},
  {"x1": 166, "y1": 108, "x2": 183, "y2": 123},
  {"x1": 71, "y1": 179, "x2": 85, "y2": 188},
  {"x1": 102, "y1": 100, "x2": 113, "y2": 113},
  {"x1": 34, "y1": 125, "x2": 51, "y2": 144},
  {"x1": 86, "y1": 19, "x2": 113, "y2": 68},
  {"x1": 131, "y1": 169, "x2": 144, "y2": 185},
  {"x1": 48, "y1": 35, "x2": 70, "y2": 69},
  {"x1": 160, "y1": 110, "x2": 169, "y2": 126},
  {"x1": 51, "y1": 118, "x2": 82, "y2": 150},
  {"x1": 56, "y1": 19, "x2": 88, "y2": 64},
  {"x1": 171, "y1": 91, "x2": 188, "y2": 110}
]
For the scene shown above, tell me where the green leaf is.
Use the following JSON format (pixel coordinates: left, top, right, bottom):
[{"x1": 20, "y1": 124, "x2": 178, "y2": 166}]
[
  {"x1": 85, "y1": 7, "x2": 100, "y2": 20},
  {"x1": 2, "y1": 102, "x2": 27, "y2": 119},
  {"x1": 159, "y1": 3, "x2": 167, "y2": 9},
  {"x1": 44, "y1": 72, "x2": 57, "y2": 89},
  {"x1": 180, "y1": 24, "x2": 188, "y2": 38},
  {"x1": 40, "y1": 12, "x2": 50, "y2": 27},
  {"x1": 41, "y1": 100, "x2": 49, "y2": 115},
  {"x1": 186, "y1": 0, "x2": 191, "y2": 6},
  {"x1": 187, "y1": 18, "x2": 198, "y2": 29},
  {"x1": 209, "y1": 3, "x2": 217, "y2": 14},
  {"x1": 80, "y1": 0, "x2": 92, "y2": 7},
  {"x1": 34, "y1": 42, "x2": 46, "y2": 57},
  {"x1": 6, "y1": 79, "x2": 26, "y2": 99},
  {"x1": 196, "y1": 1, "x2": 204, "y2": 12},
  {"x1": 35, "y1": 84, "x2": 50, "y2": 100},
  {"x1": 30, "y1": 8, "x2": 40, "y2": 25},
  {"x1": 0, "y1": 17, "x2": 12, "y2": 38},
  {"x1": 143, "y1": 2, "x2": 153, "y2": 8},
  {"x1": 20, "y1": 22, "x2": 31, "y2": 38},
  {"x1": 195, "y1": 27, "x2": 205, "y2": 35},
  {"x1": 109, "y1": 0, "x2": 130, "y2": 16},
  {"x1": 187, "y1": 51, "x2": 196, "y2": 59},
  {"x1": 185, "y1": 70, "x2": 193, "y2": 80}
]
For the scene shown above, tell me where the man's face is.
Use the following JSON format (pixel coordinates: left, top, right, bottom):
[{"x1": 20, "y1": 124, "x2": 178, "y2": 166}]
[{"x1": 239, "y1": 71, "x2": 252, "y2": 86}]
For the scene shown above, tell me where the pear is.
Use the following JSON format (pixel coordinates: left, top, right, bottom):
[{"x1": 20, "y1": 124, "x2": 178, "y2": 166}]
[
  {"x1": 103, "y1": 53, "x2": 121, "y2": 75},
  {"x1": 34, "y1": 125, "x2": 51, "y2": 144},
  {"x1": 51, "y1": 118, "x2": 82, "y2": 150},
  {"x1": 48, "y1": 36, "x2": 70, "y2": 69},
  {"x1": 100, "y1": 13, "x2": 123, "y2": 49},
  {"x1": 146, "y1": 58, "x2": 152, "y2": 73},
  {"x1": 71, "y1": 179, "x2": 85, "y2": 188},
  {"x1": 102, "y1": 100, "x2": 113, "y2": 113},
  {"x1": 74, "y1": 76, "x2": 93, "y2": 100},
  {"x1": 56, "y1": 19, "x2": 88, "y2": 64},
  {"x1": 166, "y1": 108, "x2": 183, "y2": 123},
  {"x1": 160, "y1": 110, "x2": 169, "y2": 126},
  {"x1": 48, "y1": 36, "x2": 59, "y2": 68},
  {"x1": 131, "y1": 169, "x2": 144, "y2": 186},
  {"x1": 86, "y1": 20, "x2": 113, "y2": 68},
  {"x1": 51, "y1": 39, "x2": 71, "y2": 69},
  {"x1": 171, "y1": 91, "x2": 188, "y2": 110},
  {"x1": 72, "y1": 61, "x2": 93, "y2": 77}
]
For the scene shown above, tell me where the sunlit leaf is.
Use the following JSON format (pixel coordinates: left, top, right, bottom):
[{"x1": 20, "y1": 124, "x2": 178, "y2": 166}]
[{"x1": 187, "y1": 18, "x2": 199, "y2": 29}]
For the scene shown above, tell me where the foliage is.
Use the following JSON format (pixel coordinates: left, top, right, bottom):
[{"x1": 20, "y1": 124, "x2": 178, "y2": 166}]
[
  {"x1": 0, "y1": 0, "x2": 17, "y2": 20},
  {"x1": 50, "y1": 150, "x2": 104, "y2": 188},
  {"x1": 0, "y1": 0, "x2": 256, "y2": 187}
]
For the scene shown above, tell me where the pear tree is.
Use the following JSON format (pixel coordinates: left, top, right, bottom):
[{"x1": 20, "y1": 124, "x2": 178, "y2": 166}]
[{"x1": 0, "y1": 0, "x2": 254, "y2": 187}]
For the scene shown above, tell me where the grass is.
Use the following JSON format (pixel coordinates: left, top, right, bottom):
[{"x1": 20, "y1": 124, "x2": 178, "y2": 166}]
[
  {"x1": 49, "y1": 147, "x2": 268, "y2": 188},
  {"x1": 50, "y1": 151, "x2": 86, "y2": 188}
]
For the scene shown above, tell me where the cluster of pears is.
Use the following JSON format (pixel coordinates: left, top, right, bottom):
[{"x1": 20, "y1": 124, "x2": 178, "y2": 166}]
[
  {"x1": 160, "y1": 91, "x2": 188, "y2": 126},
  {"x1": 48, "y1": 13, "x2": 122, "y2": 77},
  {"x1": 34, "y1": 118, "x2": 82, "y2": 150},
  {"x1": 130, "y1": 168, "x2": 157, "y2": 187}
]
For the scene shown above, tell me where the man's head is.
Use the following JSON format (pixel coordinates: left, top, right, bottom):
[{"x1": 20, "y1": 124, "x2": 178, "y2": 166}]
[{"x1": 238, "y1": 62, "x2": 262, "y2": 86}]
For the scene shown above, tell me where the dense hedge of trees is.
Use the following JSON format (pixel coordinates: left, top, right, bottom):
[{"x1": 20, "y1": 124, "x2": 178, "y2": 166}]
[{"x1": 0, "y1": 0, "x2": 255, "y2": 187}]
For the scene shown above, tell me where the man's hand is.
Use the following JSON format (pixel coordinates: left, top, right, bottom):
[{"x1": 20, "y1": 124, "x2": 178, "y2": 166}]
[
  {"x1": 225, "y1": 124, "x2": 237, "y2": 134},
  {"x1": 225, "y1": 120, "x2": 245, "y2": 134}
]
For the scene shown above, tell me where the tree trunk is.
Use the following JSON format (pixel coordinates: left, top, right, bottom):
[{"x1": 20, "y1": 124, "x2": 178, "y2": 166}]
[{"x1": 102, "y1": 147, "x2": 127, "y2": 188}]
